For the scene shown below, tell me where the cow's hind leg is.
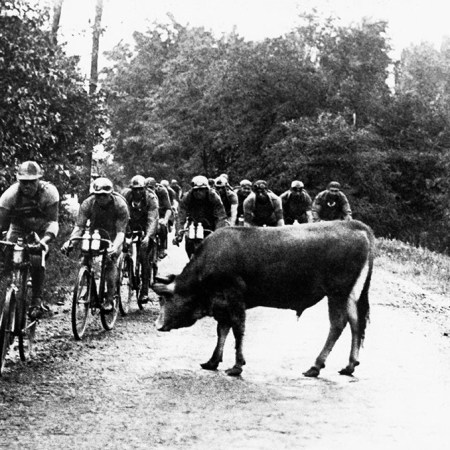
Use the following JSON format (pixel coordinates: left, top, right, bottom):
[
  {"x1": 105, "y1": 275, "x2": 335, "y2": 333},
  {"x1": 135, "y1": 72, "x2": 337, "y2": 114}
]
[
  {"x1": 338, "y1": 296, "x2": 361, "y2": 376},
  {"x1": 201, "y1": 322, "x2": 230, "y2": 371},
  {"x1": 303, "y1": 296, "x2": 348, "y2": 377}
]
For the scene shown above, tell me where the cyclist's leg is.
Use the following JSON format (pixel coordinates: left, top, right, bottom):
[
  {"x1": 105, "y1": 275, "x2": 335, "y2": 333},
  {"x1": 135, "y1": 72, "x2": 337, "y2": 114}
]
[
  {"x1": 138, "y1": 239, "x2": 150, "y2": 303},
  {"x1": 157, "y1": 222, "x2": 168, "y2": 259},
  {"x1": 103, "y1": 249, "x2": 120, "y2": 311}
]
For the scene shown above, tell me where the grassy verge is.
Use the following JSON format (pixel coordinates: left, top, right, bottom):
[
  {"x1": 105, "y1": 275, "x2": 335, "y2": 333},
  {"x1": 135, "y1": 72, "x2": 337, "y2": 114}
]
[
  {"x1": 43, "y1": 223, "x2": 78, "y2": 305},
  {"x1": 376, "y1": 237, "x2": 450, "y2": 296}
]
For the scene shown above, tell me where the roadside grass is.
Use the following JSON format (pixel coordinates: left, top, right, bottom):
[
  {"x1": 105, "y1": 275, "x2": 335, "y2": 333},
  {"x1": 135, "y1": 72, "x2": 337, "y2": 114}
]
[
  {"x1": 376, "y1": 237, "x2": 450, "y2": 296},
  {"x1": 44, "y1": 223, "x2": 78, "y2": 305}
]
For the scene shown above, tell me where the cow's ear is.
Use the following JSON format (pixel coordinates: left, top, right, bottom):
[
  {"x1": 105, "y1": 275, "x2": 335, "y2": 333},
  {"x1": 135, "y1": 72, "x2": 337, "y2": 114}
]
[{"x1": 155, "y1": 274, "x2": 176, "y2": 285}]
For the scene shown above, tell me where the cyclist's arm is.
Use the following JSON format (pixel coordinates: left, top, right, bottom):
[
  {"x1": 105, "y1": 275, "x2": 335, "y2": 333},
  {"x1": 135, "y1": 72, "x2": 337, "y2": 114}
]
[
  {"x1": 0, "y1": 207, "x2": 10, "y2": 232},
  {"x1": 212, "y1": 192, "x2": 228, "y2": 228},
  {"x1": 41, "y1": 201, "x2": 59, "y2": 242},
  {"x1": 340, "y1": 193, "x2": 352, "y2": 220},
  {"x1": 311, "y1": 193, "x2": 323, "y2": 222},
  {"x1": 145, "y1": 193, "x2": 159, "y2": 240},
  {"x1": 243, "y1": 195, "x2": 255, "y2": 227},
  {"x1": 229, "y1": 192, "x2": 238, "y2": 226},
  {"x1": 272, "y1": 196, "x2": 285, "y2": 227},
  {"x1": 111, "y1": 198, "x2": 130, "y2": 251}
]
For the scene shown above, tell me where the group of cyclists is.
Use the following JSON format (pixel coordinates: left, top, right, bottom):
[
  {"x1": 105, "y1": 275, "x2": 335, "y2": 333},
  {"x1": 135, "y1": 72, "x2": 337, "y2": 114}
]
[{"x1": 0, "y1": 161, "x2": 353, "y2": 323}]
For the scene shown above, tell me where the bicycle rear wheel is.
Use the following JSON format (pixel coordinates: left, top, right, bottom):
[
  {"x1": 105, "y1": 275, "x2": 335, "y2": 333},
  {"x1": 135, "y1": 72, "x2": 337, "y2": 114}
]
[
  {"x1": 17, "y1": 271, "x2": 35, "y2": 361},
  {"x1": 0, "y1": 290, "x2": 14, "y2": 375},
  {"x1": 118, "y1": 255, "x2": 133, "y2": 316},
  {"x1": 72, "y1": 267, "x2": 91, "y2": 340}
]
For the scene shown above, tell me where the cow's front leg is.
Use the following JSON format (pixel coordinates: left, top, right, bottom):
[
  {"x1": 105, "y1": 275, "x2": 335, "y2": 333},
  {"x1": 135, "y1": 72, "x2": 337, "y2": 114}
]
[
  {"x1": 225, "y1": 311, "x2": 246, "y2": 377},
  {"x1": 201, "y1": 322, "x2": 230, "y2": 371}
]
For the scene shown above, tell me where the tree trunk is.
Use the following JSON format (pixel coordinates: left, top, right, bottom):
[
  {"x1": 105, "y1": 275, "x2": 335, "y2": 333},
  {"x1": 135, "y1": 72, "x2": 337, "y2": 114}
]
[
  {"x1": 51, "y1": 0, "x2": 64, "y2": 45},
  {"x1": 82, "y1": 0, "x2": 103, "y2": 201}
]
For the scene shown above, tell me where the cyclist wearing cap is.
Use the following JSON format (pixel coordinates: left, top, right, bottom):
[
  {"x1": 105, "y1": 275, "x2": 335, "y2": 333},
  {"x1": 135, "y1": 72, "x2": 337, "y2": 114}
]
[
  {"x1": 312, "y1": 181, "x2": 352, "y2": 222},
  {"x1": 170, "y1": 179, "x2": 183, "y2": 202},
  {"x1": 214, "y1": 176, "x2": 238, "y2": 226},
  {"x1": 236, "y1": 179, "x2": 252, "y2": 224},
  {"x1": 122, "y1": 175, "x2": 159, "y2": 304},
  {"x1": 161, "y1": 179, "x2": 178, "y2": 232},
  {"x1": 243, "y1": 180, "x2": 284, "y2": 227},
  {"x1": 280, "y1": 180, "x2": 313, "y2": 224},
  {"x1": 0, "y1": 161, "x2": 60, "y2": 319},
  {"x1": 175, "y1": 175, "x2": 227, "y2": 241},
  {"x1": 62, "y1": 177, "x2": 129, "y2": 312},
  {"x1": 145, "y1": 177, "x2": 172, "y2": 259}
]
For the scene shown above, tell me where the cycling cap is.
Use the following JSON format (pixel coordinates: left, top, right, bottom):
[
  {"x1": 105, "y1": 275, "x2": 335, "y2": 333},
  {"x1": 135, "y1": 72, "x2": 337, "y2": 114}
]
[
  {"x1": 160, "y1": 179, "x2": 169, "y2": 187},
  {"x1": 291, "y1": 180, "x2": 304, "y2": 189},
  {"x1": 327, "y1": 181, "x2": 341, "y2": 190},
  {"x1": 171, "y1": 179, "x2": 178, "y2": 185},
  {"x1": 130, "y1": 175, "x2": 145, "y2": 189},
  {"x1": 240, "y1": 179, "x2": 252, "y2": 187},
  {"x1": 214, "y1": 176, "x2": 227, "y2": 188},
  {"x1": 16, "y1": 161, "x2": 43, "y2": 181},
  {"x1": 191, "y1": 175, "x2": 209, "y2": 189},
  {"x1": 92, "y1": 177, "x2": 113, "y2": 194},
  {"x1": 145, "y1": 177, "x2": 156, "y2": 188},
  {"x1": 220, "y1": 173, "x2": 229, "y2": 181},
  {"x1": 253, "y1": 180, "x2": 268, "y2": 190}
]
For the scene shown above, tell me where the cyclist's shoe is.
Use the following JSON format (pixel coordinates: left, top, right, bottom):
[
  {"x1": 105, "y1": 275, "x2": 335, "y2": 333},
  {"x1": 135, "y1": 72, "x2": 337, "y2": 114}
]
[
  {"x1": 101, "y1": 297, "x2": 114, "y2": 313},
  {"x1": 158, "y1": 249, "x2": 167, "y2": 260},
  {"x1": 138, "y1": 293, "x2": 149, "y2": 304}
]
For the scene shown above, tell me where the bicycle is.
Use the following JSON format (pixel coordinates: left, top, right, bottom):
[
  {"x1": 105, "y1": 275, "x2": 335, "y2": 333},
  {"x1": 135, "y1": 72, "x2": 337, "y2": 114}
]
[
  {"x1": 68, "y1": 231, "x2": 119, "y2": 340},
  {"x1": 0, "y1": 233, "x2": 44, "y2": 374}
]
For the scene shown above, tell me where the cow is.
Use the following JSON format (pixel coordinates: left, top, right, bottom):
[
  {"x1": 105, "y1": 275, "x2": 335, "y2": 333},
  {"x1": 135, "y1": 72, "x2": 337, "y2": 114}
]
[{"x1": 153, "y1": 220, "x2": 375, "y2": 377}]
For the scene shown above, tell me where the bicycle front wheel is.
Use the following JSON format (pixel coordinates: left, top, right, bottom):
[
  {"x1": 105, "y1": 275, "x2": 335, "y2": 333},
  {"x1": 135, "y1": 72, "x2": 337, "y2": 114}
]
[
  {"x1": 118, "y1": 255, "x2": 133, "y2": 316},
  {"x1": 17, "y1": 270, "x2": 35, "y2": 361},
  {"x1": 0, "y1": 290, "x2": 14, "y2": 375},
  {"x1": 72, "y1": 267, "x2": 91, "y2": 340}
]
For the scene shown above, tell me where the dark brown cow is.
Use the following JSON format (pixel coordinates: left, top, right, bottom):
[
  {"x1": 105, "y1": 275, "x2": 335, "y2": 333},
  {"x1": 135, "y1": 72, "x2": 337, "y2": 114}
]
[{"x1": 154, "y1": 220, "x2": 375, "y2": 377}]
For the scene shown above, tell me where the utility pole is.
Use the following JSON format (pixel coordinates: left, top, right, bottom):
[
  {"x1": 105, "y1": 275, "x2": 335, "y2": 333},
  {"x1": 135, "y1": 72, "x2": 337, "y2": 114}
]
[
  {"x1": 82, "y1": 0, "x2": 103, "y2": 200},
  {"x1": 51, "y1": 0, "x2": 64, "y2": 45}
]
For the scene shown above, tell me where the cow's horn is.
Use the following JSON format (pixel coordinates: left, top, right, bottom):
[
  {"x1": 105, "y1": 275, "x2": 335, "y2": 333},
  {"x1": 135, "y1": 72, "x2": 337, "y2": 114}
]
[
  {"x1": 154, "y1": 274, "x2": 176, "y2": 285},
  {"x1": 152, "y1": 282, "x2": 175, "y2": 295}
]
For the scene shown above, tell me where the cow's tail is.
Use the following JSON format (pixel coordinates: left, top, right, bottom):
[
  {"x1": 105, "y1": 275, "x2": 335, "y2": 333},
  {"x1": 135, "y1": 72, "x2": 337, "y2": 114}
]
[{"x1": 357, "y1": 231, "x2": 375, "y2": 344}]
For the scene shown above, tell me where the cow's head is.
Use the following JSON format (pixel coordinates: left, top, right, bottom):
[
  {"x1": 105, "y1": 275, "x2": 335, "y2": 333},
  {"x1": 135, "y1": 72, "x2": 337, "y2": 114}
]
[{"x1": 153, "y1": 277, "x2": 205, "y2": 332}]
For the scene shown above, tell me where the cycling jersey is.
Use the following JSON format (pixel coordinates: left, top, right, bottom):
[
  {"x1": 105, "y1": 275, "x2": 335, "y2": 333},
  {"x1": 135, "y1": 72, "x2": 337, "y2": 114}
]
[{"x1": 0, "y1": 181, "x2": 59, "y2": 237}]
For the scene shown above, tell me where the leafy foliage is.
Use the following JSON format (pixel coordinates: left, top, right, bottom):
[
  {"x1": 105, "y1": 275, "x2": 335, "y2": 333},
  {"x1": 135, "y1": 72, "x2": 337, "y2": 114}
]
[
  {"x1": 0, "y1": 0, "x2": 106, "y2": 193},
  {"x1": 102, "y1": 12, "x2": 450, "y2": 252}
]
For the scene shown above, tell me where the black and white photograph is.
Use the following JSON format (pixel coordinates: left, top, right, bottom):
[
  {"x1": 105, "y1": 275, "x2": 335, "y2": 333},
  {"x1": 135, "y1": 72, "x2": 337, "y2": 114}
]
[{"x1": 1, "y1": 0, "x2": 450, "y2": 448}]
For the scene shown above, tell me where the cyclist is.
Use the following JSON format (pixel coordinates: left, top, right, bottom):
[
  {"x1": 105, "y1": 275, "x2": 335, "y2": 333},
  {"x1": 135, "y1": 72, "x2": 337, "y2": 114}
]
[
  {"x1": 214, "y1": 176, "x2": 238, "y2": 227},
  {"x1": 280, "y1": 180, "x2": 313, "y2": 224},
  {"x1": 0, "y1": 161, "x2": 60, "y2": 319},
  {"x1": 243, "y1": 180, "x2": 284, "y2": 227},
  {"x1": 122, "y1": 175, "x2": 159, "y2": 304},
  {"x1": 160, "y1": 179, "x2": 177, "y2": 232},
  {"x1": 312, "y1": 181, "x2": 352, "y2": 222},
  {"x1": 235, "y1": 179, "x2": 252, "y2": 225},
  {"x1": 170, "y1": 179, "x2": 183, "y2": 202},
  {"x1": 145, "y1": 177, "x2": 171, "y2": 259},
  {"x1": 175, "y1": 175, "x2": 227, "y2": 245},
  {"x1": 62, "y1": 177, "x2": 129, "y2": 312}
]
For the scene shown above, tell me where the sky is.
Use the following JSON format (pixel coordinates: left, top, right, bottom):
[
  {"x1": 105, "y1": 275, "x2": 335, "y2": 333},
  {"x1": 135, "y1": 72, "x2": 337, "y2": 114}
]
[{"x1": 40, "y1": 0, "x2": 450, "y2": 75}]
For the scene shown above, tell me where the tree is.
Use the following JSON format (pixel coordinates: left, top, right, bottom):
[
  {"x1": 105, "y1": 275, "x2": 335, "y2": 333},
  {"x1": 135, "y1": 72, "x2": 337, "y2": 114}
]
[{"x1": 0, "y1": 0, "x2": 105, "y2": 193}]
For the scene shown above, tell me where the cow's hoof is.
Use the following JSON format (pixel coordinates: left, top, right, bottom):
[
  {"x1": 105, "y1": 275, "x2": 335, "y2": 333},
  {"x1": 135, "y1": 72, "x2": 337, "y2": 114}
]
[
  {"x1": 303, "y1": 366, "x2": 320, "y2": 378},
  {"x1": 338, "y1": 367, "x2": 355, "y2": 376},
  {"x1": 200, "y1": 361, "x2": 219, "y2": 371},
  {"x1": 225, "y1": 366, "x2": 242, "y2": 377}
]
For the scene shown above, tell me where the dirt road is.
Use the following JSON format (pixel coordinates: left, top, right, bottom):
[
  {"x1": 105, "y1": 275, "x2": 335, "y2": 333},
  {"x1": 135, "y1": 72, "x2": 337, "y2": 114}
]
[{"x1": 1, "y1": 241, "x2": 450, "y2": 449}]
